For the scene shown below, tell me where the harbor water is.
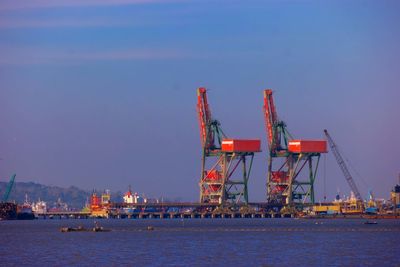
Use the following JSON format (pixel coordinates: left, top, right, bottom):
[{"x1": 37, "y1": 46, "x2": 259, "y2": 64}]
[{"x1": 1, "y1": 218, "x2": 399, "y2": 266}]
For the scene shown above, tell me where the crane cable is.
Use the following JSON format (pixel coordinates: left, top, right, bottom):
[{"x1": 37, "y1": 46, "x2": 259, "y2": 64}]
[{"x1": 324, "y1": 153, "x2": 327, "y2": 202}]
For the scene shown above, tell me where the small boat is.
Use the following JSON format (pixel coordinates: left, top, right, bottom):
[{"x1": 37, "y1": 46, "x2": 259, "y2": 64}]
[
  {"x1": 92, "y1": 226, "x2": 111, "y2": 232},
  {"x1": 364, "y1": 221, "x2": 378, "y2": 225},
  {"x1": 60, "y1": 224, "x2": 111, "y2": 232},
  {"x1": 60, "y1": 226, "x2": 87, "y2": 232},
  {"x1": 92, "y1": 221, "x2": 111, "y2": 232}
]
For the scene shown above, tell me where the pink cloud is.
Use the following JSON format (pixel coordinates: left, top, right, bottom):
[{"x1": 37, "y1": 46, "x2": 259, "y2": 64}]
[
  {"x1": 0, "y1": 46, "x2": 187, "y2": 65},
  {"x1": 74, "y1": 50, "x2": 184, "y2": 60},
  {"x1": 0, "y1": 17, "x2": 142, "y2": 29},
  {"x1": 0, "y1": 0, "x2": 187, "y2": 11}
]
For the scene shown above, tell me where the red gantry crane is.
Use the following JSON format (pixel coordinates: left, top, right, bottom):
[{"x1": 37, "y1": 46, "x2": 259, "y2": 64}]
[
  {"x1": 197, "y1": 88, "x2": 261, "y2": 205},
  {"x1": 263, "y1": 89, "x2": 327, "y2": 206}
]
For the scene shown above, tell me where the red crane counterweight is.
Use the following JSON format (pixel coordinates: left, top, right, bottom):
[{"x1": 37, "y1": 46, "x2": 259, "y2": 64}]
[
  {"x1": 221, "y1": 139, "x2": 261, "y2": 153},
  {"x1": 288, "y1": 140, "x2": 327, "y2": 153}
]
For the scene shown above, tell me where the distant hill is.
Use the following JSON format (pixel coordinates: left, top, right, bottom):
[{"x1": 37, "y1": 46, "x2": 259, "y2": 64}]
[{"x1": 0, "y1": 182, "x2": 122, "y2": 209}]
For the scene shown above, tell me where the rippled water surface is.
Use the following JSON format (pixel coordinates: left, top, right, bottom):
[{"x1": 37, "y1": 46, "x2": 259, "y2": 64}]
[{"x1": 1, "y1": 218, "x2": 399, "y2": 266}]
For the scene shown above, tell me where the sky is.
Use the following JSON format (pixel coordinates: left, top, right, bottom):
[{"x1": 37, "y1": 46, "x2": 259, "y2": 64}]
[{"x1": 0, "y1": 0, "x2": 399, "y2": 202}]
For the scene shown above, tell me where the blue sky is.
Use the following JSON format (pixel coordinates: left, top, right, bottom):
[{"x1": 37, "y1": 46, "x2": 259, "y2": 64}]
[{"x1": 0, "y1": 0, "x2": 399, "y2": 201}]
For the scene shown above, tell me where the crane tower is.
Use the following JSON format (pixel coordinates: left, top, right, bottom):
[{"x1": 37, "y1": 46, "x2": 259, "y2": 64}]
[
  {"x1": 263, "y1": 89, "x2": 327, "y2": 206},
  {"x1": 197, "y1": 88, "x2": 261, "y2": 205}
]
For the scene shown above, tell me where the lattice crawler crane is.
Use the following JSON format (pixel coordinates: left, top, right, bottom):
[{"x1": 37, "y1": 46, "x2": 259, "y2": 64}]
[
  {"x1": 263, "y1": 89, "x2": 327, "y2": 206},
  {"x1": 323, "y1": 129, "x2": 362, "y2": 200},
  {"x1": 2, "y1": 174, "x2": 16, "y2": 202},
  {"x1": 197, "y1": 88, "x2": 261, "y2": 205}
]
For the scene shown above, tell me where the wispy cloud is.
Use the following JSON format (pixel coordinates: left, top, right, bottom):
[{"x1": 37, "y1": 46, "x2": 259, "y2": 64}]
[
  {"x1": 0, "y1": 0, "x2": 187, "y2": 11},
  {"x1": 70, "y1": 49, "x2": 185, "y2": 61},
  {"x1": 0, "y1": 17, "x2": 145, "y2": 29},
  {"x1": 0, "y1": 46, "x2": 187, "y2": 65}
]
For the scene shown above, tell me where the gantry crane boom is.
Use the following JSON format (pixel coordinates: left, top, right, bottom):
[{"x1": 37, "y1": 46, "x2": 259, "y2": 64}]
[
  {"x1": 2, "y1": 174, "x2": 16, "y2": 202},
  {"x1": 263, "y1": 89, "x2": 278, "y2": 151},
  {"x1": 196, "y1": 88, "x2": 225, "y2": 152},
  {"x1": 197, "y1": 87, "x2": 212, "y2": 149},
  {"x1": 324, "y1": 129, "x2": 362, "y2": 200},
  {"x1": 262, "y1": 89, "x2": 291, "y2": 155}
]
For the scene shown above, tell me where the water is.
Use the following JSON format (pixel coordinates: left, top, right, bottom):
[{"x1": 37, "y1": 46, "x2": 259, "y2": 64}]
[{"x1": 1, "y1": 218, "x2": 399, "y2": 266}]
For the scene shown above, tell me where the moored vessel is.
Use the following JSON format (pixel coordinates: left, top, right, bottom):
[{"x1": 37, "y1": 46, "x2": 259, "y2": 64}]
[{"x1": 0, "y1": 202, "x2": 17, "y2": 220}]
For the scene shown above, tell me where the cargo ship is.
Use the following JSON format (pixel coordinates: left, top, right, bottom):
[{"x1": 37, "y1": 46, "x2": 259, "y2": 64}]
[
  {"x1": 341, "y1": 192, "x2": 364, "y2": 215},
  {"x1": 32, "y1": 200, "x2": 47, "y2": 215},
  {"x1": 17, "y1": 204, "x2": 35, "y2": 220},
  {"x1": 0, "y1": 202, "x2": 17, "y2": 220},
  {"x1": 16, "y1": 195, "x2": 35, "y2": 220}
]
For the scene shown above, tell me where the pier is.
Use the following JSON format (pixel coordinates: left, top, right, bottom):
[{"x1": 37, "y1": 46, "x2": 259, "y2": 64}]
[
  {"x1": 32, "y1": 202, "x2": 300, "y2": 219},
  {"x1": 35, "y1": 211, "x2": 91, "y2": 219},
  {"x1": 32, "y1": 201, "x2": 400, "y2": 220}
]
